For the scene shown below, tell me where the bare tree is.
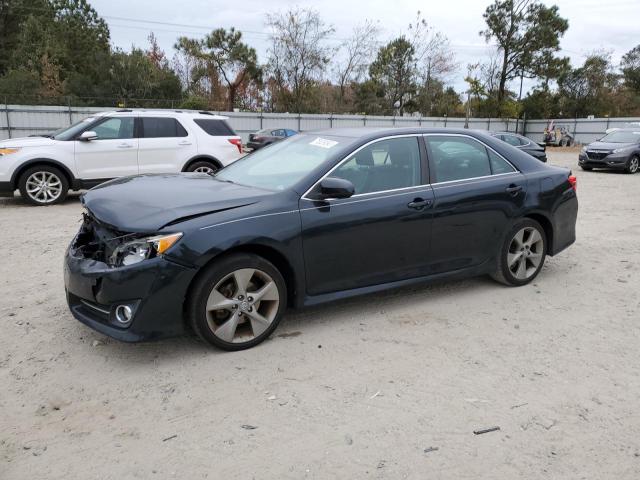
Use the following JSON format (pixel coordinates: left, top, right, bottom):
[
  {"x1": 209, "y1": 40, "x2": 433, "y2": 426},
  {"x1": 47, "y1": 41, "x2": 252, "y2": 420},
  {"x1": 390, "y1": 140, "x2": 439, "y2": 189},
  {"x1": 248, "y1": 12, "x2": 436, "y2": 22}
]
[
  {"x1": 408, "y1": 11, "x2": 458, "y2": 115},
  {"x1": 334, "y1": 20, "x2": 381, "y2": 105},
  {"x1": 266, "y1": 7, "x2": 335, "y2": 112}
]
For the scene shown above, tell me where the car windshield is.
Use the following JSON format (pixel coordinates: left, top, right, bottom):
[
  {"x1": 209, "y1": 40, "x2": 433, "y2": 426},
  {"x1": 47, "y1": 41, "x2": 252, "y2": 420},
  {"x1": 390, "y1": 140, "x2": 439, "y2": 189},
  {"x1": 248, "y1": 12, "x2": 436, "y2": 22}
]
[
  {"x1": 52, "y1": 117, "x2": 96, "y2": 141},
  {"x1": 216, "y1": 134, "x2": 347, "y2": 191},
  {"x1": 599, "y1": 131, "x2": 640, "y2": 143}
]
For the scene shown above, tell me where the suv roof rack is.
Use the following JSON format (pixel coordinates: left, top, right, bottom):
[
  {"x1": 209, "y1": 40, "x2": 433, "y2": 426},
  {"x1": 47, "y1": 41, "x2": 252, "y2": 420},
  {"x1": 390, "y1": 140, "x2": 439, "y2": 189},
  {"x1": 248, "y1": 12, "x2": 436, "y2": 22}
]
[
  {"x1": 198, "y1": 111, "x2": 215, "y2": 116},
  {"x1": 116, "y1": 109, "x2": 133, "y2": 112}
]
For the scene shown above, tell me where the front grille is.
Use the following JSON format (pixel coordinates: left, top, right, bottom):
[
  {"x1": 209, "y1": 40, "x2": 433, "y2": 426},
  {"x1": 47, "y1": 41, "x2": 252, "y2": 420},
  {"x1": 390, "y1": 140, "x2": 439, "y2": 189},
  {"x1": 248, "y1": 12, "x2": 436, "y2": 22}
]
[{"x1": 586, "y1": 151, "x2": 610, "y2": 160}]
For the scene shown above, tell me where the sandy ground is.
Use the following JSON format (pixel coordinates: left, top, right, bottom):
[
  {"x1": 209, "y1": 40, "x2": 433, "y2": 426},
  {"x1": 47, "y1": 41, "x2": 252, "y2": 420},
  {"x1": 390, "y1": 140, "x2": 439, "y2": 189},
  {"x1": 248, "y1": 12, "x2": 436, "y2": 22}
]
[{"x1": 1, "y1": 147, "x2": 639, "y2": 479}]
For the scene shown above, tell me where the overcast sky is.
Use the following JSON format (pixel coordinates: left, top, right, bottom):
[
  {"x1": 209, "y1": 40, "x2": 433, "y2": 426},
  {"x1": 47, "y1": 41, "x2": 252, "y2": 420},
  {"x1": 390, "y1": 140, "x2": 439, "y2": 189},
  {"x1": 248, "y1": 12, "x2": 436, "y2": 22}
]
[{"x1": 90, "y1": 0, "x2": 640, "y2": 94}]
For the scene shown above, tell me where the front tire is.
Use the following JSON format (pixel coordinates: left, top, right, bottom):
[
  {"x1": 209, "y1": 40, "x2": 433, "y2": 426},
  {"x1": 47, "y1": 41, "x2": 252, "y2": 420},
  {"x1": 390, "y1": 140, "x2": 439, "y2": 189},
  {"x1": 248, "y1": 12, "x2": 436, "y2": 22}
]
[
  {"x1": 186, "y1": 160, "x2": 219, "y2": 174},
  {"x1": 625, "y1": 155, "x2": 639, "y2": 174},
  {"x1": 492, "y1": 219, "x2": 547, "y2": 286},
  {"x1": 18, "y1": 165, "x2": 69, "y2": 205},
  {"x1": 187, "y1": 253, "x2": 287, "y2": 351}
]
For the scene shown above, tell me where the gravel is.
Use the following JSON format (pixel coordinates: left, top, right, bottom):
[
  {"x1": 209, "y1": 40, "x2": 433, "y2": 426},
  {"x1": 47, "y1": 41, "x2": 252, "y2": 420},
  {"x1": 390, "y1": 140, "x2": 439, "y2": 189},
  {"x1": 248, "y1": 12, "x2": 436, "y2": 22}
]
[{"x1": 1, "y1": 147, "x2": 639, "y2": 478}]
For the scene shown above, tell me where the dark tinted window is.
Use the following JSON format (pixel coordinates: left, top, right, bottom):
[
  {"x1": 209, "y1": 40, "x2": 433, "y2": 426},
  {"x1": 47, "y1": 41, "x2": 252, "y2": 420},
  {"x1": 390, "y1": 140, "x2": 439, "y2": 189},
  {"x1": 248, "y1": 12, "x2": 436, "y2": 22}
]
[
  {"x1": 488, "y1": 149, "x2": 516, "y2": 174},
  {"x1": 141, "y1": 117, "x2": 187, "y2": 138},
  {"x1": 502, "y1": 134, "x2": 521, "y2": 146},
  {"x1": 427, "y1": 136, "x2": 491, "y2": 182},
  {"x1": 285, "y1": 129, "x2": 297, "y2": 137},
  {"x1": 194, "y1": 119, "x2": 236, "y2": 136},
  {"x1": 92, "y1": 117, "x2": 134, "y2": 140},
  {"x1": 331, "y1": 137, "x2": 421, "y2": 194}
]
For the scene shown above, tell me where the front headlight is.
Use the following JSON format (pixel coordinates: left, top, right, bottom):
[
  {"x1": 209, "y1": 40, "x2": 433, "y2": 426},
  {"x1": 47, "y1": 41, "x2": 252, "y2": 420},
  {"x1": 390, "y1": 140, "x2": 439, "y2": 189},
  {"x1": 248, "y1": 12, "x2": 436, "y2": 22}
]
[
  {"x1": 109, "y1": 232, "x2": 183, "y2": 267},
  {"x1": 612, "y1": 146, "x2": 635, "y2": 154},
  {"x1": 580, "y1": 146, "x2": 587, "y2": 154},
  {"x1": 0, "y1": 148, "x2": 20, "y2": 156}
]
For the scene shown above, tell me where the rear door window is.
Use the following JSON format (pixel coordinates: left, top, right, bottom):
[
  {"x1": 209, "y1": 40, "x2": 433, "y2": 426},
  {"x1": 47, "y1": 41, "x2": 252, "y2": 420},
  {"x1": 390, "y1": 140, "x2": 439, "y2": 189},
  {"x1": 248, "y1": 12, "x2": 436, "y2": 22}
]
[
  {"x1": 141, "y1": 117, "x2": 188, "y2": 138},
  {"x1": 426, "y1": 136, "x2": 492, "y2": 182},
  {"x1": 193, "y1": 119, "x2": 236, "y2": 136}
]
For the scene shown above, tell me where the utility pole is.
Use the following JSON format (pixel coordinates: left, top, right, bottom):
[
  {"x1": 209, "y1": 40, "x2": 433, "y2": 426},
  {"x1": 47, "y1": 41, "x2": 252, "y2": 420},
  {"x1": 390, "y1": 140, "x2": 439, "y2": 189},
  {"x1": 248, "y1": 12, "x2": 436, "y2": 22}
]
[{"x1": 464, "y1": 89, "x2": 471, "y2": 129}]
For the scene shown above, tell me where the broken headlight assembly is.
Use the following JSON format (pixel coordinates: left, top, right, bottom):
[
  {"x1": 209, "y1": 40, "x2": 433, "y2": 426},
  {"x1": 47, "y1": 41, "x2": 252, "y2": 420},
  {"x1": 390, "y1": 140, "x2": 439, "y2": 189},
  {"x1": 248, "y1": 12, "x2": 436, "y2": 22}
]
[{"x1": 109, "y1": 233, "x2": 182, "y2": 267}]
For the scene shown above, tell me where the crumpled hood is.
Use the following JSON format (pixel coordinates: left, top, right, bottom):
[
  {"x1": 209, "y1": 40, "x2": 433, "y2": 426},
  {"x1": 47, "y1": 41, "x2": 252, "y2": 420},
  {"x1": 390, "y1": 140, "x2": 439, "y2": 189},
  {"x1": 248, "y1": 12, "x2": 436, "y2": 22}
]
[
  {"x1": 82, "y1": 174, "x2": 270, "y2": 232},
  {"x1": 587, "y1": 141, "x2": 636, "y2": 152},
  {"x1": 0, "y1": 136, "x2": 57, "y2": 148}
]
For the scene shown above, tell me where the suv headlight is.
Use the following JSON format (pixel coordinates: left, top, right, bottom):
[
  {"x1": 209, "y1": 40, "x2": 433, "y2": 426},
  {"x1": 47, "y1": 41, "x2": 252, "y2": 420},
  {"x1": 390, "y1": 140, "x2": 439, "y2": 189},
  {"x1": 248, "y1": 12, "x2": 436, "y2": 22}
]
[
  {"x1": 0, "y1": 148, "x2": 20, "y2": 156},
  {"x1": 612, "y1": 146, "x2": 635, "y2": 154},
  {"x1": 109, "y1": 233, "x2": 182, "y2": 267},
  {"x1": 580, "y1": 146, "x2": 587, "y2": 154}
]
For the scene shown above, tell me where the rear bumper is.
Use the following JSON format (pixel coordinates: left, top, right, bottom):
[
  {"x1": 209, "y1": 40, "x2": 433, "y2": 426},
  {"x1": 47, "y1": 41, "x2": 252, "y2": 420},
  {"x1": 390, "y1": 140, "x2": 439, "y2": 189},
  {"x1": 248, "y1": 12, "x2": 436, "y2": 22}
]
[
  {"x1": 64, "y1": 248, "x2": 197, "y2": 342},
  {"x1": 550, "y1": 190, "x2": 578, "y2": 256}
]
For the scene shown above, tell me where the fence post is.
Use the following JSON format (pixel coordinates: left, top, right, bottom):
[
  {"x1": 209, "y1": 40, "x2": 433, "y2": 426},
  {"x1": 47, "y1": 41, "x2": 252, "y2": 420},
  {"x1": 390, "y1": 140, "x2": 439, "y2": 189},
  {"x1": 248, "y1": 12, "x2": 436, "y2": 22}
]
[
  {"x1": 329, "y1": 113, "x2": 333, "y2": 128},
  {"x1": 4, "y1": 97, "x2": 11, "y2": 139},
  {"x1": 487, "y1": 117, "x2": 491, "y2": 131},
  {"x1": 605, "y1": 116, "x2": 610, "y2": 132},
  {"x1": 573, "y1": 116, "x2": 578, "y2": 143},
  {"x1": 363, "y1": 115, "x2": 367, "y2": 127},
  {"x1": 444, "y1": 114, "x2": 447, "y2": 128},
  {"x1": 67, "y1": 96, "x2": 73, "y2": 125},
  {"x1": 419, "y1": 116, "x2": 422, "y2": 127},
  {"x1": 506, "y1": 118, "x2": 510, "y2": 132},
  {"x1": 259, "y1": 111, "x2": 263, "y2": 129},
  {"x1": 297, "y1": 113, "x2": 301, "y2": 131},
  {"x1": 522, "y1": 112, "x2": 527, "y2": 136}
]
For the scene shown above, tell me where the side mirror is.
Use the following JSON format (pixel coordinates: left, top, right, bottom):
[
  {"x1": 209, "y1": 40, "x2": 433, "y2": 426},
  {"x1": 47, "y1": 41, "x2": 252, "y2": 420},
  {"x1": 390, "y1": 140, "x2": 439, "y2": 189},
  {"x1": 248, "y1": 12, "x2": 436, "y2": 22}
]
[
  {"x1": 79, "y1": 131, "x2": 98, "y2": 141},
  {"x1": 318, "y1": 177, "x2": 355, "y2": 200}
]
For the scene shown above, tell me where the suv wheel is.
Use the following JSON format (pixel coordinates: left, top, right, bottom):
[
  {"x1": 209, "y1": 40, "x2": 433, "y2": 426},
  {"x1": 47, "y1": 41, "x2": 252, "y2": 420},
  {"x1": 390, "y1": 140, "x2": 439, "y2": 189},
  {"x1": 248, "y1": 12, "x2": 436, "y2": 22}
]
[
  {"x1": 18, "y1": 165, "x2": 69, "y2": 205},
  {"x1": 626, "y1": 155, "x2": 639, "y2": 174},
  {"x1": 186, "y1": 160, "x2": 219, "y2": 174},
  {"x1": 187, "y1": 253, "x2": 287, "y2": 351},
  {"x1": 492, "y1": 218, "x2": 547, "y2": 286}
]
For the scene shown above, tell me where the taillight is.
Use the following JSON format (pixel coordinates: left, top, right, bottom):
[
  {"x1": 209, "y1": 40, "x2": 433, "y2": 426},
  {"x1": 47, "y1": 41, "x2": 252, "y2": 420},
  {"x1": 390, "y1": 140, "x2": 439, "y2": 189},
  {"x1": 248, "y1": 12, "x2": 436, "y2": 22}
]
[
  {"x1": 568, "y1": 174, "x2": 577, "y2": 191},
  {"x1": 228, "y1": 138, "x2": 242, "y2": 154}
]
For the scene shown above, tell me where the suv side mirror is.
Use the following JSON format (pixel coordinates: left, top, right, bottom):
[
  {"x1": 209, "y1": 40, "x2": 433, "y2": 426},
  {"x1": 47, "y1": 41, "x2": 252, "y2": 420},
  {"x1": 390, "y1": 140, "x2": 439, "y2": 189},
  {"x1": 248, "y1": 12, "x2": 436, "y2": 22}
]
[
  {"x1": 79, "y1": 131, "x2": 98, "y2": 141},
  {"x1": 318, "y1": 177, "x2": 355, "y2": 200}
]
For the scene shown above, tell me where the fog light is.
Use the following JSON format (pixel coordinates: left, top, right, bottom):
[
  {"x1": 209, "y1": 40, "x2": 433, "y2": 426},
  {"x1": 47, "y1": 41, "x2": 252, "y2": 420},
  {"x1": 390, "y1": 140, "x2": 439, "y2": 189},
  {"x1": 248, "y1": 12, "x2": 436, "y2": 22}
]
[{"x1": 115, "y1": 304, "x2": 133, "y2": 324}]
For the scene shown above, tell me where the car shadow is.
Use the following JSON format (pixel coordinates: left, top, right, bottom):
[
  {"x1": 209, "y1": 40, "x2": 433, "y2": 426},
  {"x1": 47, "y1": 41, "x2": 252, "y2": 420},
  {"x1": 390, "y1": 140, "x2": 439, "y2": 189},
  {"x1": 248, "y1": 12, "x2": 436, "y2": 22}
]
[
  {"x1": 0, "y1": 192, "x2": 82, "y2": 207},
  {"x1": 83, "y1": 274, "x2": 502, "y2": 364}
]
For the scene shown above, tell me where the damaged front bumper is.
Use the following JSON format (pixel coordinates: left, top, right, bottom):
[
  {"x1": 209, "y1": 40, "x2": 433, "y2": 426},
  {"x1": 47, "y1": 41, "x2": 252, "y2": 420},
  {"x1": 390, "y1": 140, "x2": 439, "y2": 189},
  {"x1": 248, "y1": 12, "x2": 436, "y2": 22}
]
[{"x1": 64, "y1": 215, "x2": 197, "y2": 342}]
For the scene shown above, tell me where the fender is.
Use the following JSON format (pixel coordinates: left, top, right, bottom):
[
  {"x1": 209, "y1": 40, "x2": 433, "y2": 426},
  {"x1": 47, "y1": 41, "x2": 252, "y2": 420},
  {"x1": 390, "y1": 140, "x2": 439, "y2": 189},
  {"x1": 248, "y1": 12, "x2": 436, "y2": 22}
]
[
  {"x1": 182, "y1": 155, "x2": 223, "y2": 172},
  {"x1": 10, "y1": 158, "x2": 77, "y2": 189}
]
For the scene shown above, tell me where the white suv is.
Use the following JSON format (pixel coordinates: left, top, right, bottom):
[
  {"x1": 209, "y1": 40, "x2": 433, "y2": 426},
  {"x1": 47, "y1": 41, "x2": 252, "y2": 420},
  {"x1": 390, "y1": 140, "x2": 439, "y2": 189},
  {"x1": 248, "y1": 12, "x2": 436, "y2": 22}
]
[{"x1": 0, "y1": 110, "x2": 243, "y2": 205}]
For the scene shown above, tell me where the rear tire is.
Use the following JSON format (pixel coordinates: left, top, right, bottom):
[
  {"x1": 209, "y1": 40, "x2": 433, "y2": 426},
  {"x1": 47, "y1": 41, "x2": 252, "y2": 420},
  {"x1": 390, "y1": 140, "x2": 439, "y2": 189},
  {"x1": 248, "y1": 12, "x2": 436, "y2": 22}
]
[
  {"x1": 492, "y1": 218, "x2": 547, "y2": 286},
  {"x1": 625, "y1": 155, "x2": 639, "y2": 174},
  {"x1": 186, "y1": 160, "x2": 219, "y2": 174},
  {"x1": 18, "y1": 165, "x2": 69, "y2": 205},
  {"x1": 187, "y1": 253, "x2": 287, "y2": 351}
]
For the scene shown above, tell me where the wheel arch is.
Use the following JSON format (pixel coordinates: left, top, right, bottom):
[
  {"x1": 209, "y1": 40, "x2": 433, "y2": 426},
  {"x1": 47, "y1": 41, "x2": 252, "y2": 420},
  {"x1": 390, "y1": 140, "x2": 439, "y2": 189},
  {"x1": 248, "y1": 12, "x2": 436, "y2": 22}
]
[
  {"x1": 185, "y1": 243, "x2": 298, "y2": 312},
  {"x1": 182, "y1": 155, "x2": 223, "y2": 172},
  {"x1": 523, "y1": 212, "x2": 554, "y2": 255},
  {"x1": 11, "y1": 158, "x2": 76, "y2": 189}
]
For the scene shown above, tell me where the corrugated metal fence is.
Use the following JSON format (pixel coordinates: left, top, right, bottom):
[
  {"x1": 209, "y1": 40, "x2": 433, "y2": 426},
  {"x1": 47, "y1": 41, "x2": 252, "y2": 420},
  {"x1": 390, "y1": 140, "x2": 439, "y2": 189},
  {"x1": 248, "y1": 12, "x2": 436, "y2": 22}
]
[{"x1": 2, "y1": 104, "x2": 639, "y2": 144}]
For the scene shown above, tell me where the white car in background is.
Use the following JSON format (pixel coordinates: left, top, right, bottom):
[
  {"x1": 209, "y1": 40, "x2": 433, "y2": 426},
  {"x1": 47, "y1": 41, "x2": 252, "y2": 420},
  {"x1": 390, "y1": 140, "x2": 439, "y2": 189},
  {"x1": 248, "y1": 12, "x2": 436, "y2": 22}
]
[{"x1": 0, "y1": 110, "x2": 243, "y2": 205}]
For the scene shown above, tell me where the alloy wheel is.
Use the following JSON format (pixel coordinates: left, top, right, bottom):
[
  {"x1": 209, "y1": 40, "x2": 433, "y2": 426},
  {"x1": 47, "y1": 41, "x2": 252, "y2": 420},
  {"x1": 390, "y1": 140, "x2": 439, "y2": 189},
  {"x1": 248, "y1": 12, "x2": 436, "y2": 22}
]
[
  {"x1": 205, "y1": 268, "x2": 280, "y2": 343},
  {"x1": 194, "y1": 166, "x2": 215, "y2": 173},
  {"x1": 507, "y1": 227, "x2": 544, "y2": 280},
  {"x1": 629, "y1": 157, "x2": 639, "y2": 174},
  {"x1": 25, "y1": 171, "x2": 63, "y2": 204}
]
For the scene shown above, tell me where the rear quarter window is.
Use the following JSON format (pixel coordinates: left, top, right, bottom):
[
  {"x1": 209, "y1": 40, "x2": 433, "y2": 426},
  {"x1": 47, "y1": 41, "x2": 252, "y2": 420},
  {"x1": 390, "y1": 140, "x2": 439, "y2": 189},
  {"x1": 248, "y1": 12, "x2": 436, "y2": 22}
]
[{"x1": 194, "y1": 119, "x2": 237, "y2": 136}]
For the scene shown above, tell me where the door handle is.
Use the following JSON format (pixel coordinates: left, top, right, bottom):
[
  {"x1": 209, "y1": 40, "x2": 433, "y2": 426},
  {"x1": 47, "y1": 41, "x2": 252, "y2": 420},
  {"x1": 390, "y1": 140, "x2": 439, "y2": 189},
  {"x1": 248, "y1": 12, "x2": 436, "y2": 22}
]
[
  {"x1": 506, "y1": 184, "x2": 523, "y2": 196},
  {"x1": 117, "y1": 143, "x2": 133, "y2": 148},
  {"x1": 407, "y1": 198, "x2": 433, "y2": 210},
  {"x1": 178, "y1": 141, "x2": 192, "y2": 146}
]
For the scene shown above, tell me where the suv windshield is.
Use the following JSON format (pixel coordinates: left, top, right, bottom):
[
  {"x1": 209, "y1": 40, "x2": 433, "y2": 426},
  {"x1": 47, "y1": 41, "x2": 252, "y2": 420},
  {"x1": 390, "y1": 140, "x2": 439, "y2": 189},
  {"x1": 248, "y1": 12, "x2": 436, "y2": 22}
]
[
  {"x1": 599, "y1": 131, "x2": 640, "y2": 143},
  {"x1": 215, "y1": 134, "x2": 348, "y2": 191},
  {"x1": 52, "y1": 117, "x2": 97, "y2": 141}
]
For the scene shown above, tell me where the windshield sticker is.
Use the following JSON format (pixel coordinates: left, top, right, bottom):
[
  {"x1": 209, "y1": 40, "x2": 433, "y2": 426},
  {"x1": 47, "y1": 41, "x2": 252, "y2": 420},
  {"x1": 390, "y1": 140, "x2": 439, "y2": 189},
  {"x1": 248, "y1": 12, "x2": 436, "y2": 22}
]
[{"x1": 310, "y1": 137, "x2": 338, "y2": 149}]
